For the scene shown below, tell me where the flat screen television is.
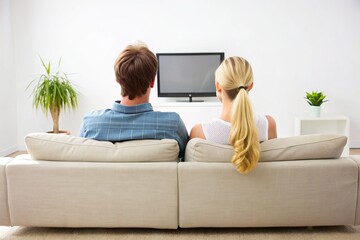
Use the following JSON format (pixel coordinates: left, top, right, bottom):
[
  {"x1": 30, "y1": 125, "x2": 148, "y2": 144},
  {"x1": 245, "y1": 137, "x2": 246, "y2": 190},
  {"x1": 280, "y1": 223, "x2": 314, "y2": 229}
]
[{"x1": 156, "y1": 52, "x2": 225, "y2": 102}]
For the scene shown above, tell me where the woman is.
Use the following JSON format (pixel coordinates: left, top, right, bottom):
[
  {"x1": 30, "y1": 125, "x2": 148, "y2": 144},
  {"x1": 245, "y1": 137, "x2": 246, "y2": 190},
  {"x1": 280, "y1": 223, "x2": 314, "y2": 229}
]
[{"x1": 190, "y1": 56, "x2": 277, "y2": 174}]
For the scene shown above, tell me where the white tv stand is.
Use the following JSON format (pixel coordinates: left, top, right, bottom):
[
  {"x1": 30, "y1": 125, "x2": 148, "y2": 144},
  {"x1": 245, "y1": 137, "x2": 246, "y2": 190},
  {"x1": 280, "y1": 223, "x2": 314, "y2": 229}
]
[{"x1": 153, "y1": 102, "x2": 222, "y2": 132}]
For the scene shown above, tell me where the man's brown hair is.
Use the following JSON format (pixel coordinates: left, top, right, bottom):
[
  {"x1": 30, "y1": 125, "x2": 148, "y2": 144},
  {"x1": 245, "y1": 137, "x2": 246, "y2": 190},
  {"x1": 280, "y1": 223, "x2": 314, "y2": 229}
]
[{"x1": 114, "y1": 43, "x2": 158, "y2": 100}]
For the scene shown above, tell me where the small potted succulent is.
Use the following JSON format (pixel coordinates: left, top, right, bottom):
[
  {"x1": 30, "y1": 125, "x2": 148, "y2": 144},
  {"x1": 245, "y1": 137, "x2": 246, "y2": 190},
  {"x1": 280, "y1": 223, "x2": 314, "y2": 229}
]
[
  {"x1": 305, "y1": 91, "x2": 328, "y2": 117},
  {"x1": 27, "y1": 57, "x2": 78, "y2": 134}
]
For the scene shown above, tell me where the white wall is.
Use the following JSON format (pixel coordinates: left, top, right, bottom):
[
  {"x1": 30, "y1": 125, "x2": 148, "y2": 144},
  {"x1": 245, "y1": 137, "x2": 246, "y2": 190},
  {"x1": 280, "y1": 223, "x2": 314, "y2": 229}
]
[
  {"x1": 7, "y1": 0, "x2": 360, "y2": 150},
  {"x1": 0, "y1": 0, "x2": 17, "y2": 156}
]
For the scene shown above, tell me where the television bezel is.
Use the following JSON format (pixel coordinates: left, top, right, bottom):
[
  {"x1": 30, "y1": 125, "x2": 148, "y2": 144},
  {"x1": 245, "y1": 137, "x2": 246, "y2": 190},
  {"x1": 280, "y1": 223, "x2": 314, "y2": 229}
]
[{"x1": 156, "y1": 52, "x2": 225, "y2": 98}]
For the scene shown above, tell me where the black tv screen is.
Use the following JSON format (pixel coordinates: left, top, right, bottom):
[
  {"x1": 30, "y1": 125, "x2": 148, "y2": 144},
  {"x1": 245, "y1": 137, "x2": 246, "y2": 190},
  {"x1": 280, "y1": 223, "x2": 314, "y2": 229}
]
[{"x1": 156, "y1": 52, "x2": 224, "y2": 100}]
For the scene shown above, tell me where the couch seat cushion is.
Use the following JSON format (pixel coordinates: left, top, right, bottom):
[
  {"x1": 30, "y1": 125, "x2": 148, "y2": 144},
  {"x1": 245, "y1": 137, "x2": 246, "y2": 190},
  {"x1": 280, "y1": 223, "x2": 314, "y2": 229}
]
[
  {"x1": 25, "y1": 133, "x2": 179, "y2": 162},
  {"x1": 185, "y1": 134, "x2": 347, "y2": 162}
]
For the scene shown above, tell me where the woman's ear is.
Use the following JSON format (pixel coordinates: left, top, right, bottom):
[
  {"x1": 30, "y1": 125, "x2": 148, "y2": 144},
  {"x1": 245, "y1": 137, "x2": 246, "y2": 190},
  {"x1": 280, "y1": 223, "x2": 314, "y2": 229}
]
[
  {"x1": 215, "y1": 81, "x2": 223, "y2": 102},
  {"x1": 247, "y1": 82, "x2": 254, "y2": 92},
  {"x1": 215, "y1": 81, "x2": 222, "y2": 93}
]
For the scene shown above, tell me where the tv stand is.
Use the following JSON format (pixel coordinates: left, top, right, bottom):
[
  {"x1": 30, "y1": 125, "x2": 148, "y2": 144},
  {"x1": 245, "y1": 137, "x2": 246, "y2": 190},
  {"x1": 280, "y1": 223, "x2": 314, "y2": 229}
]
[
  {"x1": 153, "y1": 102, "x2": 222, "y2": 131},
  {"x1": 176, "y1": 94, "x2": 204, "y2": 102}
]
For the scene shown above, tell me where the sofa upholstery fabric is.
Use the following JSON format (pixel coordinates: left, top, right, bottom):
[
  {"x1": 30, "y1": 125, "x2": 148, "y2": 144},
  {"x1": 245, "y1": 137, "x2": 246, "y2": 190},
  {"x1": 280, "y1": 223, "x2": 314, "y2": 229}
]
[
  {"x1": 0, "y1": 158, "x2": 11, "y2": 226},
  {"x1": 25, "y1": 133, "x2": 179, "y2": 162},
  {"x1": 6, "y1": 159, "x2": 178, "y2": 229},
  {"x1": 178, "y1": 159, "x2": 358, "y2": 227},
  {"x1": 351, "y1": 155, "x2": 360, "y2": 225},
  {"x1": 0, "y1": 133, "x2": 358, "y2": 229},
  {"x1": 185, "y1": 134, "x2": 347, "y2": 163}
]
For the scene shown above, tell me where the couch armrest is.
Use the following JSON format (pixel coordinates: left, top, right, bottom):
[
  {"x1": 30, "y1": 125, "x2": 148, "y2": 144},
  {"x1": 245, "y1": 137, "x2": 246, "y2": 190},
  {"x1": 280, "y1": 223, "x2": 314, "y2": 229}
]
[
  {"x1": 350, "y1": 155, "x2": 360, "y2": 225},
  {"x1": 0, "y1": 157, "x2": 13, "y2": 226}
]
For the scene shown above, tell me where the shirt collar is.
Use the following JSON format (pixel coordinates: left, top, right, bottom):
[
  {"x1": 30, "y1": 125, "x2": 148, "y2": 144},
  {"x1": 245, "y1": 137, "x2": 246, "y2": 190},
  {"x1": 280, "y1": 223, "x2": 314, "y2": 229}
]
[{"x1": 112, "y1": 101, "x2": 153, "y2": 114}]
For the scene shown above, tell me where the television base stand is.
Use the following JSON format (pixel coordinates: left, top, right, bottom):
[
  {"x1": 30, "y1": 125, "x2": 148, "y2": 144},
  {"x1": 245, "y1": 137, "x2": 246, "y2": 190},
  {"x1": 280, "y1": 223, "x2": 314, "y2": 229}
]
[
  {"x1": 177, "y1": 95, "x2": 204, "y2": 102},
  {"x1": 177, "y1": 100, "x2": 204, "y2": 103}
]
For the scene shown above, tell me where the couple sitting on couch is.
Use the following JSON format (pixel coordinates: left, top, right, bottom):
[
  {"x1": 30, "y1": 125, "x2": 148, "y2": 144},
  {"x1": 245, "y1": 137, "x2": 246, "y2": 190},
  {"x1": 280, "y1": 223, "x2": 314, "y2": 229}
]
[{"x1": 79, "y1": 43, "x2": 277, "y2": 174}]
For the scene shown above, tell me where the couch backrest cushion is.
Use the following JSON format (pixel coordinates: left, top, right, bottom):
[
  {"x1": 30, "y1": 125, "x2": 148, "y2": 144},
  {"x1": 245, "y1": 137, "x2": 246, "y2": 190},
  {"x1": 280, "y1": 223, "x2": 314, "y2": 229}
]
[
  {"x1": 185, "y1": 134, "x2": 347, "y2": 162},
  {"x1": 25, "y1": 133, "x2": 179, "y2": 162}
]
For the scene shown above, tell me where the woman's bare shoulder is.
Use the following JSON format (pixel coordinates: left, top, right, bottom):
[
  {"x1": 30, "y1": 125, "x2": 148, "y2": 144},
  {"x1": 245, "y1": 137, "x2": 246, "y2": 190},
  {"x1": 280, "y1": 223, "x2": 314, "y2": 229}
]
[{"x1": 190, "y1": 123, "x2": 206, "y2": 140}]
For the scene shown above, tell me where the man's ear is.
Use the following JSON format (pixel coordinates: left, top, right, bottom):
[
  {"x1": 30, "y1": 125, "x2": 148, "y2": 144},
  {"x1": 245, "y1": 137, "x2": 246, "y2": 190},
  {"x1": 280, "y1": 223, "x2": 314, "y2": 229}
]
[{"x1": 150, "y1": 79, "x2": 155, "y2": 88}]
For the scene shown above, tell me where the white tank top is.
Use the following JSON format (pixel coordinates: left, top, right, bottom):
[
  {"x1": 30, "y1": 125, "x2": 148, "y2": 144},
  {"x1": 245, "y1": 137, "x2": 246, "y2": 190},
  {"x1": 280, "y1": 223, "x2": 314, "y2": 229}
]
[{"x1": 201, "y1": 115, "x2": 268, "y2": 145}]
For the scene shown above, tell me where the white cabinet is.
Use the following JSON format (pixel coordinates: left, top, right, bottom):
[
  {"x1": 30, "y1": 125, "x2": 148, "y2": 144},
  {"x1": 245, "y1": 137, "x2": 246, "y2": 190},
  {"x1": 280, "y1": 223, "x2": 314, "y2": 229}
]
[
  {"x1": 294, "y1": 116, "x2": 350, "y2": 157},
  {"x1": 153, "y1": 102, "x2": 222, "y2": 133}
]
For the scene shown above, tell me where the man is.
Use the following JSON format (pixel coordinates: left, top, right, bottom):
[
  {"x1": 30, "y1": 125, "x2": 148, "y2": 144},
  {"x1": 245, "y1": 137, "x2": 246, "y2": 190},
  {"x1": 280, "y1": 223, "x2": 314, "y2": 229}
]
[{"x1": 80, "y1": 43, "x2": 189, "y2": 158}]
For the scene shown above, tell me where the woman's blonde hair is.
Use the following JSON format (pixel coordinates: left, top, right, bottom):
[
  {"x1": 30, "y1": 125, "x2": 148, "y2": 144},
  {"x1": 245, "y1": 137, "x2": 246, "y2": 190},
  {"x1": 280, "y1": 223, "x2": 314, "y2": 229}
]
[{"x1": 215, "y1": 56, "x2": 260, "y2": 174}]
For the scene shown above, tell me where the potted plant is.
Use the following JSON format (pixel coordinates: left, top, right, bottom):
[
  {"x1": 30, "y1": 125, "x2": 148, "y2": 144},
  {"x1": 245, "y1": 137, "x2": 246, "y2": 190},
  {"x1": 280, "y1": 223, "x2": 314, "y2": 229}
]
[
  {"x1": 27, "y1": 57, "x2": 78, "y2": 134},
  {"x1": 305, "y1": 91, "x2": 328, "y2": 117}
]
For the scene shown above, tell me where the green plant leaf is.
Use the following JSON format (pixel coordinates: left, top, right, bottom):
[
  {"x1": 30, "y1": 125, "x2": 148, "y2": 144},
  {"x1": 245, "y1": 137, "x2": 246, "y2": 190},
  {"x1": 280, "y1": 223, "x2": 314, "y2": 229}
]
[
  {"x1": 27, "y1": 57, "x2": 79, "y2": 131},
  {"x1": 304, "y1": 91, "x2": 328, "y2": 106}
]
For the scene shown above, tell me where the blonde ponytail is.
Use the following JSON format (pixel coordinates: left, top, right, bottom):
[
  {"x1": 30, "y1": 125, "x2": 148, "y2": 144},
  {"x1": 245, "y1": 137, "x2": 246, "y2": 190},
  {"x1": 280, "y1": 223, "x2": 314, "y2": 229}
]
[
  {"x1": 216, "y1": 57, "x2": 260, "y2": 174},
  {"x1": 230, "y1": 89, "x2": 260, "y2": 174}
]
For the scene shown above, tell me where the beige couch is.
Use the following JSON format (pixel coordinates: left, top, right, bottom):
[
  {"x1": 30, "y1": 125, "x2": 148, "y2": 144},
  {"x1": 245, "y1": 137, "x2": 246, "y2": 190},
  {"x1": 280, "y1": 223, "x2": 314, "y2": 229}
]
[{"x1": 0, "y1": 133, "x2": 359, "y2": 229}]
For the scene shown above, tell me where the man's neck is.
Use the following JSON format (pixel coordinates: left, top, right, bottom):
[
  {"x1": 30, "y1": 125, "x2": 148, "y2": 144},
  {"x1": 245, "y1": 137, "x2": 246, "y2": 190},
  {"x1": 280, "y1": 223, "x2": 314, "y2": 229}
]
[{"x1": 120, "y1": 95, "x2": 150, "y2": 106}]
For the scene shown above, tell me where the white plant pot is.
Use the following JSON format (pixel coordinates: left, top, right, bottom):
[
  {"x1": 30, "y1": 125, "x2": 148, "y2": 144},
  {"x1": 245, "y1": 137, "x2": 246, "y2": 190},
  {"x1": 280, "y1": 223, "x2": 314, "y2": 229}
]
[{"x1": 309, "y1": 106, "x2": 321, "y2": 117}]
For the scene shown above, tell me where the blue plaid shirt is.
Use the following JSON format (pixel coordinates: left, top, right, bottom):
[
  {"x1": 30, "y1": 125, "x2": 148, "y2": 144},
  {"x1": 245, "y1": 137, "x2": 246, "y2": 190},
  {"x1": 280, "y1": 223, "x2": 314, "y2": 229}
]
[{"x1": 80, "y1": 101, "x2": 189, "y2": 158}]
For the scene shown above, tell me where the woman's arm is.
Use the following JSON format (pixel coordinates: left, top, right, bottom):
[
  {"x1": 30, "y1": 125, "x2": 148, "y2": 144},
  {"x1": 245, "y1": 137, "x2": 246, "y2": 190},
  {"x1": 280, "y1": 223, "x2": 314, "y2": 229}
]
[
  {"x1": 266, "y1": 115, "x2": 277, "y2": 139},
  {"x1": 190, "y1": 124, "x2": 206, "y2": 140}
]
